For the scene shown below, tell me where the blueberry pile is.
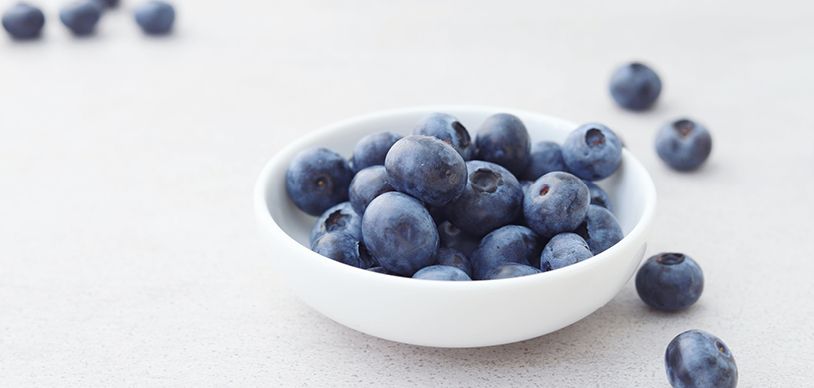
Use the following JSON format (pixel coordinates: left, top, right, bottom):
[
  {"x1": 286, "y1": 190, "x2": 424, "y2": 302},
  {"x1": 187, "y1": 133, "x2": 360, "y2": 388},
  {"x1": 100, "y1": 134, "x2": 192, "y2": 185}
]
[
  {"x1": 286, "y1": 113, "x2": 627, "y2": 281},
  {"x1": 2, "y1": 0, "x2": 175, "y2": 39}
]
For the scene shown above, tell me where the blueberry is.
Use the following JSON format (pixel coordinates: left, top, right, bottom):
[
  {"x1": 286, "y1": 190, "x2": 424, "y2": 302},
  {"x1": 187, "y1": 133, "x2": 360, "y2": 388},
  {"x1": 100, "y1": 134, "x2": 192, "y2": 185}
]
[
  {"x1": 584, "y1": 180, "x2": 612, "y2": 211},
  {"x1": 93, "y1": 0, "x2": 119, "y2": 8},
  {"x1": 384, "y1": 135, "x2": 467, "y2": 207},
  {"x1": 348, "y1": 166, "x2": 393, "y2": 215},
  {"x1": 361, "y1": 192, "x2": 439, "y2": 276},
  {"x1": 434, "y1": 247, "x2": 472, "y2": 277},
  {"x1": 367, "y1": 266, "x2": 394, "y2": 274},
  {"x1": 311, "y1": 232, "x2": 375, "y2": 269},
  {"x1": 413, "y1": 265, "x2": 471, "y2": 281},
  {"x1": 471, "y1": 225, "x2": 543, "y2": 280},
  {"x1": 609, "y1": 62, "x2": 662, "y2": 111},
  {"x1": 665, "y1": 330, "x2": 737, "y2": 388},
  {"x1": 484, "y1": 263, "x2": 541, "y2": 280},
  {"x1": 350, "y1": 131, "x2": 402, "y2": 172},
  {"x1": 522, "y1": 141, "x2": 566, "y2": 181},
  {"x1": 523, "y1": 171, "x2": 589, "y2": 238},
  {"x1": 285, "y1": 147, "x2": 353, "y2": 216},
  {"x1": 2, "y1": 3, "x2": 45, "y2": 40},
  {"x1": 635, "y1": 253, "x2": 704, "y2": 311},
  {"x1": 444, "y1": 161, "x2": 523, "y2": 237},
  {"x1": 540, "y1": 233, "x2": 593, "y2": 271},
  {"x1": 60, "y1": 0, "x2": 103, "y2": 36},
  {"x1": 575, "y1": 205, "x2": 623, "y2": 254},
  {"x1": 309, "y1": 202, "x2": 361, "y2": 247},
  {"x1": 562, "y1": 123, "x2": 623, "y2": 181},
  {"x1": 413, "y1": 113, "x2": 475, "y2": 160},
  {"x1": 134, "y1": 0, "x2": 175, "y2": 35},
  {"x1": 475, "y1": 113, "x2": 531, "y2": 176},
  {"x1": 437, "y1": 221, "x2": 479, "y2": 257},
  {"x1": 656, "y1": 118, "x2": 712, "y2": 171}
]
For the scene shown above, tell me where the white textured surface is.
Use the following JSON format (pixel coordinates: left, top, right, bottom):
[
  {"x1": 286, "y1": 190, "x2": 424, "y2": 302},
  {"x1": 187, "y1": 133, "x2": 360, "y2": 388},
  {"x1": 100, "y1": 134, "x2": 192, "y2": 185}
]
[{"x1": 1, "y1": 0, "x2": 813, "y2": 386}]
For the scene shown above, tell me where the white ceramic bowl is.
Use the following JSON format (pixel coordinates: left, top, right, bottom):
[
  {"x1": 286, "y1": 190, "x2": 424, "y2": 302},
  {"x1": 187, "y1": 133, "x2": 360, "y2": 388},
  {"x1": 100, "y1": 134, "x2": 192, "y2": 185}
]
[{"x1": 254, "y1": 106, "x2": 656, "y2": 348}]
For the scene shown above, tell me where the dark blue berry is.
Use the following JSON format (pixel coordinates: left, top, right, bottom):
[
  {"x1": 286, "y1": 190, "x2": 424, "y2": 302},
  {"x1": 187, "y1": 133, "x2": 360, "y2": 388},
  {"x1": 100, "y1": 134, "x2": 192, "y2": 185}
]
[
  {"x1": 484, "y1": 263, "x2": 541, "y2": 280},
  {"x1": 609, "y1": 62, "x2": 662, "y2": 111},
  {"x1": 413, "y1": 113, "x2": 474, "y2": 160},
  {"x1": 522, "y1": 141, "x2": 566, "y2": 181},
  {"x1": 444, "y1": 160, "x2": 523, "y2": 237},
  {"x1": 2, "y1": 3, "x2": 45, "y2": 39},
  {"x1": 475, "y1": 113, "x2": 531, "y2": 177},
  {"x1": 471, "y1": 225, "x2": 542, "y2": 280},
  {"x1": 134, "y1": 0, "x2": 175, "y2": 35},
  {"x1": 523, "y1": 171, "x2": 589, "y2": 238},
  {"x1": 413, "y1": 265, "x2": 471, "y2": 281},
  {"x1": 575, "y1": 205, "x2": 623, "y2": 254},
  {"x1": 60, "y1": 0, "x2": 103, "y2": 36},
  {"x1": 285, "y1": 147, "x2": 353, "y2": 216},
  {"x1": 348, "y1": 166, "x2": 393, "y2": 215},
  {"x1": 584, "y1": 180, "x2": 612, "y2": 211},
  {"x1": 384, "y1": 135, "x2": 466, "y2": 207},
  {"x1": 434, "y1": 247, "x2": 472, "y2": 277},
  {"x1": 636, "y1": 253, "x2": 704, "y2": 311},
  {"x1": 311, "y1": 232, "x2": 375, "y2": 269},
  {"x1": 562, "y1": 123, "x2": 623, "y2": 181},
  {"x1": 665, "y1": 330, "x2": 737, "y2": 388},
  {"x1": 656, "y1": 118, "x2": 712, "y2": 171},
  {"x1": 540, "y1": 233, "x2": 593, "y2": 271},
  {"x1": 437, "y1": 221, "x2": 479, "y2": 258},
  {"x1": 367, "y1": 266, "x2": 395, "y2": 275},
  {"x1": 350, "y1": 131, "x2": 402, "y2": 172},
  {"x1": 309, "y1": 202, "x2": 361, "y2": 247}
]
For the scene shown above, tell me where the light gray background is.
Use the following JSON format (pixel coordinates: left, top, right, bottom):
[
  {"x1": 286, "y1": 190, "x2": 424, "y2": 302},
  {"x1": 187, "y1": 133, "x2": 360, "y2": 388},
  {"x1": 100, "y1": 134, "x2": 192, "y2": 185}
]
[{"x1": 2, "y1": 0, "x2": 813, "y2": 386}]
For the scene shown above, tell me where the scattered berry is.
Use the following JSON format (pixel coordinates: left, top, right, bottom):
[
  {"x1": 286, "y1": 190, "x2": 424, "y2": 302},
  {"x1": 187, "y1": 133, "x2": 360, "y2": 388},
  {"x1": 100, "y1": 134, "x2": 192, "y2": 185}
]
[
  {"x1": 60, "y1": 0, "x2": 103, "y2": 36},
  {"x1": 656, "y1": 118, "x2": 712, "y2": 171},
  {"x1": 2, "y1": 3, "x2": 45, "y2": 40},
  {"x1": 134, "y1": 0, "x2": 175, "y2": 35},
  {"x1": 665, "y1": 330, "x2": 737, "y2": 388},
  {"x1": 609, "y1": 62, "x2": 662, "y2": 111},
  {"x1": 636, "y1": 253, "x2": 704, "y2": 311}
]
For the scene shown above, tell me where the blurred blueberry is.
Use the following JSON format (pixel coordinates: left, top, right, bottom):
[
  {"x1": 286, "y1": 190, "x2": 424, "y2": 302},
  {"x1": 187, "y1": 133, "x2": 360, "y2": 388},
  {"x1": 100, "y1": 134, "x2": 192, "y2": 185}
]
[
  {"x1": 475, "y1": 113, "x2": 531, "y2": 176},
  {"x1": 522, "y1": 141, "x2": 566, "y2": 181},
  {"x1": 309, "y1": 202, "x2": 361, "y2": 247},
  {"x1": 2, "y1": 3, "x2": 45, "y2": 39},
  {"x1": 385, "y1": 135, "x2": 467, "y2": 207},
  {"x1": 437, "y1": 221, "x2": 479, "y2": 258},
  {"x1": 311, "y1": 232, "x2": 376, "y2": 269},
  {"x1": 484, "y1": 263, "x2": 541, "y2": 280},
  {"x1": 562, "y1": 123, "x2": 623, "y2": 181},
  {"x1": 285, "y1": 147, "x2": 353, "y2": 216},
  {"x1": 413, "y1": 265, "x2": 471, "y2": 281},
  {"x1": 523, "y1": 171, "x2": 589, "y2": 238},
  {"x1": 134, "y1": 0, "x2": 175, "y2": 35},
  {"x1": 361, "y1": 192, "x2": 438, "y2": 276},
  {"x1": 609, "y1": 62, "x2": 662, "y2": 111},
  {"x1": 444, "y1": 160, "x2": 523, "y2": 237},
  {"x1": 92, "y1": 0, "x2": 119, "y2": 8},
  {"x1": 60, "y1": 0, "x2": 103, "y2": 36},
  {"x1": 575, "y1": 204, "x2": 623, "y2": 254},
  {"x1": 348, "y1": 165, "x2": 393, "y2": 215},
  {"x1": 413, "y1": 113, "x2": 475, "y2": 160},
  {"x1": 540, "y1": 233, "x2": 593, "y2": 271},
  {"x1": 584, "y1": 180, "x2": 612, "y2": 212},
  {"x1": 350, "y1": 131, "x2": 402, "y2": 172},
  {"x1": 434, "y1": 247, "x2": 472, "y2": 277},
  {"x1": 636, "y1": 252, "x2": 704, "y2": 311},
  {"x1": 666, "y1": 330, "x2": 737, "y2": 388},
  {"x1": 471, "y1": 225, "x2": 543, "y2": 280},
  {"x1": 656, "y1": 118, "x2": 712, "y2": 171}
]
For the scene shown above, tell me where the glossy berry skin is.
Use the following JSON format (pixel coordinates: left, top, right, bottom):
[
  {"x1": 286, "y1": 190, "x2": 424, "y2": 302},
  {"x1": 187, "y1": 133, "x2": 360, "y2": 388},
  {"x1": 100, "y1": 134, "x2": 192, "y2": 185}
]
[
  {"x1": 562, "y1": 123, "x2": 623, "y2": 181},
  {"x1": 60, "y1": 0, "x2": 103, "y2": 36},
  {"x1": 665, "y1": 330, "x2": 737, "y2": 388},
  {"x1": 475, "y1": 113, "x2": 531, "y2": 177},
  {"x1": 444, "y1": 161, "x2": 523, "y2": 237},
  {"x1": 350, "y1": 131, "x2": 402, "y2": 172},
  {"x1": 361, "y1": 192, "x2": 439, "y2": 276},
  {"x1": 311, "y1": 232, "x2": 375, "y2": 269},
  {"x1": 484, "y1": 263, "x2": 541, "y2": 280},
  {"x1": 2, "y1": 3, "x2": 45, "y2": 40},
  {"x1": 309, "y1": 202, "x2": 361, "y2": 247},
  {"x1": 384, "y1": 135, "x2": 467, "y2": 207},
  {"x1": 434, "y1": 247, "x2": 472, "y2": 277},
  {"x1": 413, "y1": 113, "x2": 475, "y2": 160},
  {"x1": 522, "y1": 141, "x2": 566, "y2": 181},
  {"x1": 523, "y1": 171, "x2": 590, "y2": 238},
  {"x1": 437, "y1": 221, "x2": 479, "y2": 258},
  {"x1": 584, "y1": 180, "x2": 612, "y2": 212},
  {"x1": 540, "y1": 233, "x2": 593, "y2": 271},
  {"x1": 656, "y1": 118, "x2": 712, "y2": 171},
  {"x1": 575, "y1": 205, "x2": 623, "y2": 254},
  {"x1": 471, "y1": 225, "x2": 543, "y2": 280},
  {"x1": 413, "y1": 265, "x2": 471, "y2": 281},
  {"x1": 609, "y1": 62, "x2": 662, "y2": 111},
  {"x1": 636, "y1": 253, "x2": 704, "y2": 311},
  {"x1": 348, "y1": 166, "x2": 393, "y2": 215},
  {"x1": 134, "y1": 0, "x2": 175, "y2": 35},
  {"x1": 286, "y1": 147, "x2": 354, "y2": 216}
]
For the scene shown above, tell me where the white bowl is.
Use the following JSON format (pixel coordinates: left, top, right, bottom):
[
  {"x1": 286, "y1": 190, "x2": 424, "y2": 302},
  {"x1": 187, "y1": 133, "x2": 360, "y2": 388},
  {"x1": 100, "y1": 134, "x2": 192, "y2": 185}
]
[{"x1": 254, "y1": 106, "x2": 657, "y2": 348}]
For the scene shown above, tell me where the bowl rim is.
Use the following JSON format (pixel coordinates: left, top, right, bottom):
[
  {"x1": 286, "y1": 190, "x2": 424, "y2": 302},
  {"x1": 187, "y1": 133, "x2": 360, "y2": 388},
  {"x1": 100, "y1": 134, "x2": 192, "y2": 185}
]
[{"x1": 254, "y1": 105, "x2": 657, "y2": 289}]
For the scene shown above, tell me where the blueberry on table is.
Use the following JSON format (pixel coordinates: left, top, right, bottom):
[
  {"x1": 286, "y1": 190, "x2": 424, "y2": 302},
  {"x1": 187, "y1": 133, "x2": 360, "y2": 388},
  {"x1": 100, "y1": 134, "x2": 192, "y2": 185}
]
[
  {"x1": 475, "y1": 113, "x2": 531, "y2": 176},
  {"x1": 434, "y1": 247, "x2": 472, "y2": 277},
  {"x1": 522, "y1": 141, "x2": 566, "y2": 181},
  {"x1": 309, "y1": 202, "x2": 361, "y2": 247},
  {"x1": 665, "y1": 330, "x2": 737, "y2": 388},
  {"x1": 584, "y1": 180, "x2": 612, "y2": 212},
  {"x1": 350, "y1": 131, "x2": 402, "y2": 172},
  {"x1": 562, "y1": 123, "x2": 623, "y2": 181},
  {"x1": 361, "y1": 192, "x2": 439, "y2": 276},
  {"x1": 575, "y1": 204, "x2": 623, "y2": 254},
  {"x1": 484, "y1": 263, "x2": 541, "y2": 280},
  {"x1": 523, "y1": 171, "x2": 590, "y2": 238},
  {"x1": 444, "y1": 160, "x2": 523, "y2": 237},
  {"x1": 656, "y1": 118, "x2": 712, "y2": 171},
  {"x1": 2, "y1": 3, "x2": 45, "y2": 40},
  {"x1": 471, "y1": 225, "x2": 543, "y2": 280},
  {"x1": 384, "y1": 135, "x2": 467, "y2": 207},
  {"x1": 609, "y1": 62, "x2": 662, "y2": 111},
  {"x1": 413, "y1": 113, "x2": 475, "y2": 160},
  {"x1": 286, "y1": 147, "x2": 353, "y2": 216},
  {"x1": 437, "y1": 221, "x2": 479, "y2": 258},
  {"x1": 134, "y1": 0, "x2": 175, "y2": 35},
  {"x1": 348, "y1": 165, "x2": 393, "y2": 215},
  {"x1": 540, "y1": 233, "x2": 593, "y2": 271},
  {"x1": 413, "y1": 265, "x2": 471, "y2": 281},
  {"x1": 636, "y1": 253, "x2": 704, "y2": 311},
  {"x1": 60, "y1": 0, "x2": 103, "y2": 36},
  {"x1": 311, "y1": 232, "x2": 376, "y2": 269}
]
